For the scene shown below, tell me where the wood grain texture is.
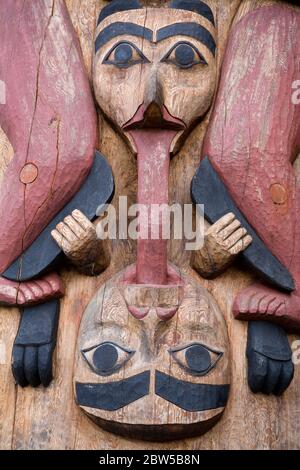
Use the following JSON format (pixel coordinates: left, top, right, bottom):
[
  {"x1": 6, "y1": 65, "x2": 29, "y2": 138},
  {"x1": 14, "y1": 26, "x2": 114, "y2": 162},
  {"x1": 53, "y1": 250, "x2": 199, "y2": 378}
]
[{"x1": 0, "y1": 0, "x2": 299, "y2": 450}]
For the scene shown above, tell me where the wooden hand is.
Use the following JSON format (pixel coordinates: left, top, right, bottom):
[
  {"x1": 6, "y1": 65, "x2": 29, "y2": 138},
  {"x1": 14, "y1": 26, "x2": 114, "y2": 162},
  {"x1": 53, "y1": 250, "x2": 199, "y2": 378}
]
[
  {"x1": 51, "y1": 210, "x2": 109, "y2": 275},
  {"x1": 192, "y1": 212, "x2": 252, "y2": 278}
]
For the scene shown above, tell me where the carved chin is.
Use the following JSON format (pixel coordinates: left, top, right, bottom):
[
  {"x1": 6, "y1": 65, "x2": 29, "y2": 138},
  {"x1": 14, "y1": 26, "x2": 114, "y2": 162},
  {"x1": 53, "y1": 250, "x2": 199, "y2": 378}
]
[{"x1": 80, "y1": 408, "x2": 226, "y2": 442}]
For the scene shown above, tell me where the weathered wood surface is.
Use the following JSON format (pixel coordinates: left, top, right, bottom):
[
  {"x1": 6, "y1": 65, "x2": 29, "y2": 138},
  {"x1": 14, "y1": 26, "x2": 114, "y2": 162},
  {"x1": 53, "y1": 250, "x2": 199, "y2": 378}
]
[{"x1": 0, "y1": 0, "x2": 299, "y2": 450}]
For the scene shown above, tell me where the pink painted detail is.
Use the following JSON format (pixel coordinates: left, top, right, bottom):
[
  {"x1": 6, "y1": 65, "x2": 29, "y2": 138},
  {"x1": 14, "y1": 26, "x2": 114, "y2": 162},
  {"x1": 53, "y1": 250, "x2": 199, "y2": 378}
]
[
  {"x1": 0, "y1": 0, "x2": 97, "y2": 274},
  {"x1": 124, "y1": 103, "x2": 185, "y2": 285},
  {"x1": 120, "y1": 263, "x2": 185, "y2": 287},
  {"x1": 156, "y1": 307, "x2": 179, "y2": 321},
  {"x1": 123, "y1": 103, "x2": 186, "y2": 132},
  {"x1": 233, "y1": 283, "x2": 300, "y2": 333},
  {"x1": 202, "y1": 5, "x2": 300, "y2": 291},
  {"x1": 201, "y1": 5, "x2": 300, "y2": 329},
  {"x1": 128, "y1": 306, "x2": 149, "y2": 320},
  {"x1": 0, "y1": 273, "x2": 64, "y2": 307}
]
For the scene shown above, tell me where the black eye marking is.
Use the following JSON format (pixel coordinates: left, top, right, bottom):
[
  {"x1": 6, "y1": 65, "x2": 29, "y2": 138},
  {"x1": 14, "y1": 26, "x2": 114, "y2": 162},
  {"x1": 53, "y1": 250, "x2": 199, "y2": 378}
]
[
  {"x1": 103, "y1": 41, "x2": 149, "y2": 68},
  {"x1": 162, "y1": 41, "x2": 207, "y2": 69},
  {"x1": 169, "y1": 343, "x2": 222, "y2": 376},
  {"x1": 82, "y1": 342, "x2": 135, "y2": 376}
]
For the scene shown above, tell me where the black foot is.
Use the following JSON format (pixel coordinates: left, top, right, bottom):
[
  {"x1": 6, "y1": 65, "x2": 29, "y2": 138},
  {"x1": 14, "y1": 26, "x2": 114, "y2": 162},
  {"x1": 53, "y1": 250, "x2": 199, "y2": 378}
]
[
  {"x1": 12, "y1": 299, "x2": 59, "y2": 388},
  {"x1": 247, "y1": 321, "x2": 294, "y2": 396}
]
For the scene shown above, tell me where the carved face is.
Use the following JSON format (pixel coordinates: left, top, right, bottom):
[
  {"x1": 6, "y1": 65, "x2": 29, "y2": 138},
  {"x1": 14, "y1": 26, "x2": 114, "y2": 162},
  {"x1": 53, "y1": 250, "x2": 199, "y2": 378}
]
[
  {"x1": 93, "y1": 3, "x2": 217, "y2": 152},
  {"x1": 74, "y1": 267, "x2": 230, "y2": 441}
]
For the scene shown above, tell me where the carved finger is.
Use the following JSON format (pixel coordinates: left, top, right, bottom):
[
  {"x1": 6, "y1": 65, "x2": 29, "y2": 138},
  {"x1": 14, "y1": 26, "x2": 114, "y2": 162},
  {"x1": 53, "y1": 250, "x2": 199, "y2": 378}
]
[
  {"x1": 219, "y1": 219, "x2": 241, "y2": 240},
  {"x1": 248, "y1": 293, "x2": 268, "y2": 314},
  {"x1": 12, "y1": 346, "x2": 28, "y2": 388},
  {"x1": 247, "y1": 351, "x2": 268, "y2": 393},
  {"x1": 274, "y1": 362, "x2": 294, "y2": 396},
  {"x1": 63, "y1": 215, "x2": 85, "y2": 238},
  {"x1": 25, "y1": 281, "x2": 44, "y2": 299},
  {"x1": 229, "y1": 235, "x2": 252, "y2": 255},
  {"x1": 34, "y1": 279, "x2": 52, "y2": 298},
  {"x1": 51, "y1": 229, "x2": 71, "y2": 252},
  {"x1": 19, "y1": 283, "x2": 37, "y2": 303},
  {"x1": 211, "y1": 212, "x2": 236, "y2": 234},
  {"x1": 55, "y1": 222, "x2": 78, "y2": 243},
  {"x1": 38, "y1": 344, "x2": 54, "y2": 387},
  {"x1": 24, "y1": 347, "x2": 40, "y2": 387},
  {"x1": 72, "y1": 209, "x2": 94, "y2": 231},
  {"x1": 261, "y1": 359, "x2": 282, "y2": 395},
  {"x1": 226, "y1": 228, "x2": 248, "y2": 248}
]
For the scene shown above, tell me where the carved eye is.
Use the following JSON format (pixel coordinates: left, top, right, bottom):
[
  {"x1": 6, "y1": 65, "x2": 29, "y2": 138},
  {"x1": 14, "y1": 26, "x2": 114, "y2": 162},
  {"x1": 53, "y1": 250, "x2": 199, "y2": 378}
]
[
  {"x1": 169, "y1": 343, "x2": 222, "y2": 375},
  {"x1": 162, "y1": 42, "x2": 207, "y2": 69},
  {"x1": 103, "y1": 41, "x2": 149, "y2": 68},
  {"x1": 82, "y1": 342, "x2": 135, "y2": 376}
]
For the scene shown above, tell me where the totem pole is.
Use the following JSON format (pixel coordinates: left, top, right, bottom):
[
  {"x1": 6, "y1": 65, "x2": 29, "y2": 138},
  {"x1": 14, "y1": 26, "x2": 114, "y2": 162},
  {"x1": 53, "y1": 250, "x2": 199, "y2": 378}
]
[{"x1": 0, "y1": 0, "x2": 299, "y2": 446}]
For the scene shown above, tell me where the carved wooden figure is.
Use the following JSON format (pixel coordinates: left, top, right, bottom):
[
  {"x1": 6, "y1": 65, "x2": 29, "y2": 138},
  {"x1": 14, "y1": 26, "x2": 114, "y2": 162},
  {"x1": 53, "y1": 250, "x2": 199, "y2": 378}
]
[{"x1": 0, "y1": 0, "x2": 300, "y2": 449}]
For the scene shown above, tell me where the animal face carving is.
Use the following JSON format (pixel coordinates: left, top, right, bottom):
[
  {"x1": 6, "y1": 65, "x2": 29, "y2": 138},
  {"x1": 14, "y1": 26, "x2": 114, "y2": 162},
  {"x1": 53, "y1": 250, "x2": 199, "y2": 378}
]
[
  {"x1": 74, "y1": 267, "x2": 230, "y2": 441},
  {"x1": 93, "y1": 2, "x2": 217, "y2": 152}
]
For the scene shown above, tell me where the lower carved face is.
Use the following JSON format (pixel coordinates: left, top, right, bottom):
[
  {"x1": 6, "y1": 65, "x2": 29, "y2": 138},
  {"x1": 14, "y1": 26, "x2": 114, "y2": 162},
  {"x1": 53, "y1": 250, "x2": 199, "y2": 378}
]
[
  {"x1": 74, "y1": 268, "x2": 230, "y2": 441},
  {"x1": 93, "y1": 3, "x2": 217, "y2": 152}
]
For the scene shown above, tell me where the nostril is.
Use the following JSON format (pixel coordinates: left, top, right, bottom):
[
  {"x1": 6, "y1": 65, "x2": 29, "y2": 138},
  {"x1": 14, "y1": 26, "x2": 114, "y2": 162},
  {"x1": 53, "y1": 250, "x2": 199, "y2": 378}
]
[
  {"x1": 128, "y1": 305, "x2": 149, "y2": 319},
  {"x1": 156, "y1": 306, "x2": 178, "y2": 321}
]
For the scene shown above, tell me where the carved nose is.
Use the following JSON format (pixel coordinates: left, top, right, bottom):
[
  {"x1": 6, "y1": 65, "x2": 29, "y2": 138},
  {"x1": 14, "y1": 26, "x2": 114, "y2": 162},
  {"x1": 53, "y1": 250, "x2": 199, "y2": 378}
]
[
  {"x1": 141, "y1": 101, "x2": 164, "y2": 128},
  {"x1": 128, "y1": 305, "x2": 179, "y2": 321},
  {"x1": 144, "y1": 66, "x2": 164, "y2": 110}
]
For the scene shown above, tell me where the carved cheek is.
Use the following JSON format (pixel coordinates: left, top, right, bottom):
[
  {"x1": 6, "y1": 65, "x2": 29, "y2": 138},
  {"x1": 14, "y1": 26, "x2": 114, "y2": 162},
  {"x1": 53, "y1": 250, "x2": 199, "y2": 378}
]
[
  {"x1": 160, "y1": 62, "x2": 216, "y2": 126},
  {"x1": 93, "y1": 59, "x2": 146, "y2": 128}
]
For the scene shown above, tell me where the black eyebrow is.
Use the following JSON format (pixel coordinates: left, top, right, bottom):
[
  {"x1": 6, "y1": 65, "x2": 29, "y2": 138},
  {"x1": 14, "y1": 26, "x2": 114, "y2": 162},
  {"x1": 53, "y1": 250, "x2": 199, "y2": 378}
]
[
  {"x1": 97, "y1": 0, "x2": 141, "y2": 26},
  {"x1": 157, "y1": 23, "x2": 216, "y2": 56},
  {"x1": 170, "y1": 0, "x2": 215, "y2": 26},
  {"x1": 95, "y1": 22, "x2": 153, "y2": 54}
]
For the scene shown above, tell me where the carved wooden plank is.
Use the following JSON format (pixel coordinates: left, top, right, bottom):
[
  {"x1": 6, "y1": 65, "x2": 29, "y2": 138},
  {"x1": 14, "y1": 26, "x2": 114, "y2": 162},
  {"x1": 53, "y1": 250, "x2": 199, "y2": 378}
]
[{"x1": 1, "y1": 0, "x2": 300, "y2": 451}]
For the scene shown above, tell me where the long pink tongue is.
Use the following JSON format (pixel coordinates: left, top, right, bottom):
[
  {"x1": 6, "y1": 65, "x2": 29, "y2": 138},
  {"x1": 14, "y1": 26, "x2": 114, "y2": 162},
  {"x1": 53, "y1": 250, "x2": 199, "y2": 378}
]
[{"x1": 129, "y1": 129, "x2": 177, "y2": 285}]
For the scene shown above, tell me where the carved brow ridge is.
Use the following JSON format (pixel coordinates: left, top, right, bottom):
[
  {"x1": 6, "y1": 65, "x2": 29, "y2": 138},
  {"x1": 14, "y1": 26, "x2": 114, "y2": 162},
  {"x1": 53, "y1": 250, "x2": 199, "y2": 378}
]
[{"x1": 95, "y1": 22, "x2": 216, "y2": 57}]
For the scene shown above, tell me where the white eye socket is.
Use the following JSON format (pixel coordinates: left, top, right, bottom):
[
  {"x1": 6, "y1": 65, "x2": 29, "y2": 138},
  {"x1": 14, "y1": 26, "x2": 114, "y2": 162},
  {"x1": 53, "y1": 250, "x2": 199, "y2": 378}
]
[
  {"x1": 169, "y1": 343, "x2": 222, "y2": 376},
  {"x1": 162, "y1": 41, "x2": 207, "y2": 69},
  {"x1": 103, "y1": 41, "x2": 149, "y2": 68},
  {"x1": 82, "y1": 342, "x2": 135, "y2": 376}
]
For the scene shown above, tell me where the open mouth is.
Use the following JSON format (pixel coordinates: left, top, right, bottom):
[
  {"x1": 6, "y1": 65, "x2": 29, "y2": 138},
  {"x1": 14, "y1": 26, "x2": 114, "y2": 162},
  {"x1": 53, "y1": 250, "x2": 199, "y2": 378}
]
[{"x1": 122, "y1": 102, "x2": 186, "y2": 131}]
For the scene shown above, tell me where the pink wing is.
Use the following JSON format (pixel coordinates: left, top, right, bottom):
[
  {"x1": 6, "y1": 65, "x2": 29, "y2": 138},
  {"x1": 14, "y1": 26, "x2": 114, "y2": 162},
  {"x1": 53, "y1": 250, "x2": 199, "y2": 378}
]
[
  {"x1": 203, "y1": 4, "x2": 300, "y2": 285},
  {"x1": 0, "y1": 0, "x2": 97, "y2": 273}
]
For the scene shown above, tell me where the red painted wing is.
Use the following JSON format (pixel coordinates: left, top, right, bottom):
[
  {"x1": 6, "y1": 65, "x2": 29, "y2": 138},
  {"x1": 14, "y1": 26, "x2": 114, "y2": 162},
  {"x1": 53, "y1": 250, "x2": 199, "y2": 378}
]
[
  {"x1": 203, "y1": 5, "x2": 300, "y2": 287},
  {"x1": 0, "y1": 0, "x2": 97, "y2": 273}
]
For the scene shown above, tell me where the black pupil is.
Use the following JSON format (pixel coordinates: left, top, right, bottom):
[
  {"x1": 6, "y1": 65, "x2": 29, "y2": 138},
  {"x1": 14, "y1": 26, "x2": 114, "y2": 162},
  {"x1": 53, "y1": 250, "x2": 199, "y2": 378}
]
[
  {"x1": 175, "y1": 44, "x2": 195, "y2": 67},
  {"x1": 185, "y1": 345, "x2": 211, "y2": 373},
  {"x1": 93, "y1": 344, "x2": 118, "y2": 372},
  {"x1": 114, "y1": 44, "x2": 133, "y2": 64}
]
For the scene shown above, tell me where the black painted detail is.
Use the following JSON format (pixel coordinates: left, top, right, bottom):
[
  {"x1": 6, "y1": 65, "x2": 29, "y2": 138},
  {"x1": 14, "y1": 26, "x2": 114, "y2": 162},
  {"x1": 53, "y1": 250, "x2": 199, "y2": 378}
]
[
  {"x1": 95, "y1": 23, "x2": 153, "y2": 54},
  {"x1": 247, "y1": 321, "x2": 294, "y2": 395},
  {"x1": 4, "y1": 152, "x2": 114, "y2": 282},
  {"x1": 75, "y1": 371, "x2": 150, "y2": 411},
  {"x1": 103, "y1": 41, "x2": 149, "y2": 68},
  {"x1": 12, "y1": 299, "x2": 60, "y2": 388},
  {"x1": 162, "y1": 41, "x2": 207, "y2": 69},
  {"x1": 186, "y1": 345, "x2": 211, "y2": 372},
  {"x1": 157, "y1": 23, "x2": 216, "y2": 57},
  {"x1": 191, "y1": 157, "x2": 295, "y2": 292},
  {"x1": 171, "y1": 0, "x2": 215, "y2": 26},
  {"x1": 97, "y1": 0, "x2": 142, "y2": 26},
  {"x1": 94, "y1": 344, "x2": 118, "y2": 371},
  {"x1": 155, "y1": 371, "x2": 229, "y2": 412},
  {"x1": 170, "y1": 343, "x2": 222, "y2": 376},
  {"x1": 82, "y1": 342, "x2": 135, "y2": 376}
]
